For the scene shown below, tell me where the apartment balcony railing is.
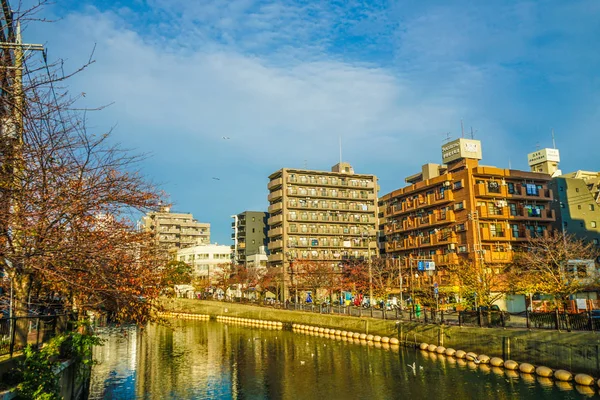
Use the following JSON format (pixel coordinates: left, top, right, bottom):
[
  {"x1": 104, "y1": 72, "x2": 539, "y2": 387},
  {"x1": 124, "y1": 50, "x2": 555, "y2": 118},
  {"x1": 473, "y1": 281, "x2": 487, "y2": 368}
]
[
  {"x1": 268, "y1": 190, "x2": 283, "y2": 202},
  {"x1": 474, "y1": 183, "x2": 510, "y2": 198},
  {"x1": 482, "y1": 251, "x2": 513, "y2": 263},
  {"x1": 268, "y1": 202, "x2": 283, "y2": 214},
  {"x1": 268, "y1": 214, "x2": 283, "y2": 226},
  {"x1": 268, "y1": 227, "x2": 283, "y2": 237},
  {"x1": 511, "y1": 185, "x2": 553, "y2": 201},
  {"x1": 268, "y1": 240, "x2": 283, "y2": 251},
  {"x1": 269, "y1": 253, "x2": 284, "y2": 263},
  {"x1": 432, "y1": 253, "x2": 460, "y2": 265},
  {"x1": 267, "y1": 177, "x2": 283, "y2": 190},
  {"x1": 287, "y1": 176, "x2": 375, "y2": 189}
]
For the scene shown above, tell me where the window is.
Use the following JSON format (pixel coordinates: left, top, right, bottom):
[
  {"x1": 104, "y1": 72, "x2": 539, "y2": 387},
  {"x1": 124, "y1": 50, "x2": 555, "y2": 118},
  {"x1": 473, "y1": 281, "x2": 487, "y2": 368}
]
[
  {"x1": 252, "y1": 217, "x2": 256, "y2": 222},
  {"x1": 507, "y1": 182, "x2": 515, "y2": 194},
  {"x1": 458, "y1": 245, "x2": 468, "y2": 253},
  {"x1": 590, "y1": 204, "x2": 595, "y2": 211},
  {"x1": 488, "y1": 181, "x2": 500, "y2": 193},
  {"x1": 592, "y1": 221, "x2": 597, "y2": 228},
  {"x1": 525, "y1": 184, "x2": 538, "y2": 196},
  {"x1": 576, "y1": 188, "x2": 579, "y2": 192},
  {"x1": 578, "y1": 205, "x2": 582, "y2": 210},
  {"x1": 509, "y1": 203, "x2": 518, "y2": 216},
  {"x1": 252, "y1": 228, "x2": 255, "y2": 233},
  {"x1": 454, "y1": 202, "x2": 464, "y2": 210},
  {"x1": 559, "y1": 186, "x2": 564, "y2": 192},
  {"x1": 593, "y1": 238, "x2": 599, "y2": 245},
  {"x1": 511, "y1": 224, "x2": 519, "y2": 238},
  {"x1": 454, "y1": 181, "x2": 463, "y2": 189}
]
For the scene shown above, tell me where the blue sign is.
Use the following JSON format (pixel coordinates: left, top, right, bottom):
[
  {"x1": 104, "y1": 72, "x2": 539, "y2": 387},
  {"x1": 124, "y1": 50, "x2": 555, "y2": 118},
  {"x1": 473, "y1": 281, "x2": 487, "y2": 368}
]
[
  {"x1": 434, "y1": 287, "x2": 439, "y2": 295},
  {"x1": 418, "y1": 261, "x2": 425, "y2": 271}
]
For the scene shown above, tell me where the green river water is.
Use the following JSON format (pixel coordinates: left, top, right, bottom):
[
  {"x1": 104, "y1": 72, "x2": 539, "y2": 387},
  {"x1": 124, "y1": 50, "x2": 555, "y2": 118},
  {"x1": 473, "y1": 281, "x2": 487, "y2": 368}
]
[{"x1": 88, "y1": 320, "x2": 597, "y2": 399}]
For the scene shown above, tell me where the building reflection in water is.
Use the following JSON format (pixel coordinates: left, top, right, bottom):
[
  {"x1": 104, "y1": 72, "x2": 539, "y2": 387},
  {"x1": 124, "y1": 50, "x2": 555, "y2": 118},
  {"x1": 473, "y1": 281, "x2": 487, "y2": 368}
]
[{"x1": 89, "y1": 321, "x2": 577, "y2": 400}]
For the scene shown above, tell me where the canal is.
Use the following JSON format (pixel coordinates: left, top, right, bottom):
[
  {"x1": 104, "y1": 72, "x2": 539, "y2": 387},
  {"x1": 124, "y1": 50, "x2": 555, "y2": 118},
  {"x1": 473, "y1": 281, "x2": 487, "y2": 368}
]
[{"x1": 89, "y1": 320, "x2": 595, "y2": 399}]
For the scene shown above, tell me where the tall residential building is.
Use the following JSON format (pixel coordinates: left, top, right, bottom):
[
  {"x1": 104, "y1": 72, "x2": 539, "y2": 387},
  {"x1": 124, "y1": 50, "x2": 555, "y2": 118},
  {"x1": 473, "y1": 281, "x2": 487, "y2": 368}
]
[
  {"x1": 267, "y1": 162, "x2": 379, "y2": 296},
  {"x1": 141, "y1": 205, "x2": 210, "y2": 250},
  {"x1": 550, "y1": 172, "x2": 600, "y2": 247},
  {"x1": 177, "y1": 243, "x2": 232, "y2": 282},
  {"x1": 379, "y1": 138, "x2": 556, "y2": 287},
  {"x1": 231, "y1": 211, "x2": 268, "y2": 265}
]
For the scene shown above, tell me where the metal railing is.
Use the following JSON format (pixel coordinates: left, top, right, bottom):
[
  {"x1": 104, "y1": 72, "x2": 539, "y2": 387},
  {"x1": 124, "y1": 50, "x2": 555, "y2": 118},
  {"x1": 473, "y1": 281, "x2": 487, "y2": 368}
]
[
  {"x1": 0, "y1": 314, "x2": 72, "y2": 358},
  {"x1": 213, "y1": 297, "x2": 600, "y2": 332}
]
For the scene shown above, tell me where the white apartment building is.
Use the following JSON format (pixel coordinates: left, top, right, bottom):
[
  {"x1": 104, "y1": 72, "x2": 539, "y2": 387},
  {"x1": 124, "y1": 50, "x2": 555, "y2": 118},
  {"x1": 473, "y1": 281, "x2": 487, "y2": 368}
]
[{"x1": 177, "y1": 243, "x2": 232, "y2": 282}]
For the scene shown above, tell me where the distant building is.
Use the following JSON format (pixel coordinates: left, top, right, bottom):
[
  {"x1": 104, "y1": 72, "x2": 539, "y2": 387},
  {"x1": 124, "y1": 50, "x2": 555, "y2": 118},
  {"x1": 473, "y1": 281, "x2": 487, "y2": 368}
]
[
  {"x1": 231, "y1": 211, "x2": 268, "y2": 265},
  {"x1": 246, "y1": 245, "x2": 269, "y2": 270},
  {"x1": 177, "y1": 243, "x2": 231, "y2": 282},
  {"x1": 380, "y1": 138, "x2": 556, "y2": 289},
  {"x1": 550, "y1": 171, "x2": 600, "y2": 247},
  {"x1": 141, "y1": 205, "x2": 210, "y2": 250}
]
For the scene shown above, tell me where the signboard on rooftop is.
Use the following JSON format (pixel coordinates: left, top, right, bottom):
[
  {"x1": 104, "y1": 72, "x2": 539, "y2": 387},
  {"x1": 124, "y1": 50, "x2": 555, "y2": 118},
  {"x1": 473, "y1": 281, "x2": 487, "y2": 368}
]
[
  {"x1": 441, "y1": 138, "x2": 482, "y2": 164},
  {"x1": 527, "y1": 148, "x2": 560, "y2": 166}
]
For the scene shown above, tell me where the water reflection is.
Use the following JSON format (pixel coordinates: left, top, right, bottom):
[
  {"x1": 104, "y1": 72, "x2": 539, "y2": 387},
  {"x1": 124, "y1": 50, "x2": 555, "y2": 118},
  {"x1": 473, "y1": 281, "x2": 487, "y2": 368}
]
[{"x1": 89, "y1": 321, "x2": 592, "y2": 399}]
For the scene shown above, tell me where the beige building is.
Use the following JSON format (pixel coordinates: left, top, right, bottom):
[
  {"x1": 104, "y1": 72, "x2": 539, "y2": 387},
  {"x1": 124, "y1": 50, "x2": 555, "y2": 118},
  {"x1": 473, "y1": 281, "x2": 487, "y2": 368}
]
[
  {"x1": 267, "y1": 162, "x2": 379, "y2": 300},
  {"x1": 141, "y1": 205, "x2": 210, "y2": 250}
]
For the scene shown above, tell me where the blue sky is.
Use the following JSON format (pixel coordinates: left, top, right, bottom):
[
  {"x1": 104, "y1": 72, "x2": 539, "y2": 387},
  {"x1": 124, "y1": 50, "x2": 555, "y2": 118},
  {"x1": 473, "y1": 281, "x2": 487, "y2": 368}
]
[{"x1": 22, "y1": 0, "x2": 600, "y2": 244}]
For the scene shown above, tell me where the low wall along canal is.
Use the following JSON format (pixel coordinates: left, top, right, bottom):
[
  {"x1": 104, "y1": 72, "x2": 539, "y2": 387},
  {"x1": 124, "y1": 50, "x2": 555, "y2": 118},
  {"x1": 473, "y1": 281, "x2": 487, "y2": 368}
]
[{"x1": 164, "y1": 299, "x2": 600, "y2": 378}]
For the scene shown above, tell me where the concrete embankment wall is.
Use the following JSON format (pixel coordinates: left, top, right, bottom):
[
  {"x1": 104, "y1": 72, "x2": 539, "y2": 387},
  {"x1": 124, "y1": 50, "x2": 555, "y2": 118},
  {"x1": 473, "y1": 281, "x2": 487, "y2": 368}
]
[{"x1": 165, "y1": 299, "x2": 600, "y2": 376}]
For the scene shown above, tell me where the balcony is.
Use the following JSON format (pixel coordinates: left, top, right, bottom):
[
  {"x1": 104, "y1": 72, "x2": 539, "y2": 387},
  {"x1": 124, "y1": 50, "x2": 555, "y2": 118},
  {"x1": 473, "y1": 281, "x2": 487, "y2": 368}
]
[
  {"x1": 268, "y1": 190, "x2": 283, "y2": 202},
  {"x1": 514, "y1": 208, "x2": 555, "y2": 221},
  {"x1": 477, "y1": 205, "x2": 510, "y2": 219},
  {"x1": 268, "y1": 240, "x2": 283, "y2": 251},
  {"x1": 268, "y1": 202, "x2": 283, "y2": 214},
  {"x1": 511, "y1": 185, "x2": 553, "y2": 201},
  {"x1": 480, "y1": 229, "x2": 512, "y2": 241},
  {"x1": 268, "y1": 227, "x2": 283, "y2": 237},
  {"x1": 474, "y1": 183, "x2": 509, "y2": 198},
  {"x1": 431, "y1": 232, "x2": 458, "y2": 246},
  {"x1": 269, "y1": 253, "x2": 284, "y2": 263},
  {"x1": 268, "y1": 214, "x2": 283, "y2": 226},
  {"x1": 268, "y1": 177, "x2": 283, "y2": 190},
  {"x1": 432, "y1": 253, "x2": 460, "y2": 265},
  {"x1": 483, "y1": 251, "x2": 513, "y2": 264}
]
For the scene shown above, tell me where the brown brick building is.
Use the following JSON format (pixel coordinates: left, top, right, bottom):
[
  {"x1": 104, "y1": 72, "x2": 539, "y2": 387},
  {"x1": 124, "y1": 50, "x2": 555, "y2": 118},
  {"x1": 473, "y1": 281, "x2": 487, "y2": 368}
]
[{"x1": 379, "y1": 138, "x2": 556, "y2": 289}]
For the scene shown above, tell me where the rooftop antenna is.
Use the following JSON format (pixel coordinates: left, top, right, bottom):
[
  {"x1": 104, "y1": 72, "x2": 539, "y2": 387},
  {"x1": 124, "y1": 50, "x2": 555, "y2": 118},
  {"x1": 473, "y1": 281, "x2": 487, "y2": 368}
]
[
  {"x1": 304, "y1": 159, "x2": 308, "y2": 169},
  {"x1": 470, "y1": 126, "x2": 477, "y2": 139},
  {"x1": 461, "y1": 119, "x2": 465, "y2": 138},
  {"x1": 339, "y1": 135, "x2": 342, "y2": 164},
  {"x1": 508, "y1": 158, "x2": 512, "y2": 169},
  {"x1": 551, "y1": 128, "x2": 556, "y2": 149},
  {"x1": 442, "y1": 132, "x2": 452, "y2": 143},
  {"x1": 535, "y1": 142, "x2": 540, "y2": 150}
]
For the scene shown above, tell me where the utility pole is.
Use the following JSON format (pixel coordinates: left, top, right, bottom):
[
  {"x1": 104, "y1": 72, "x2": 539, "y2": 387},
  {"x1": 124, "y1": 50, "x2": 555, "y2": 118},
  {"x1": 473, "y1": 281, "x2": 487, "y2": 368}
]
[
  {"x1": 469, "y1": 210, "x2": 485, "y2": 308},
  {"x1": 0, "y1": 2, "x2": 43, "y2": 343}
]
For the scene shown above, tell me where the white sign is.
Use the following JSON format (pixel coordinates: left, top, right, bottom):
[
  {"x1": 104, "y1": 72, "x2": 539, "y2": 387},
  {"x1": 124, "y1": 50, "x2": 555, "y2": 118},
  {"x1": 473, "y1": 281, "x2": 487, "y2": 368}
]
[
  {"x1": 424, "y1": 261, "x2": 436, "y2": 271},
  {"x1": 527, "y1": 148, "x2": 560, "y2": 166},
  {"x1": 576, "y1": 299, "x2": 587, "y2": 310},
  {"x1": 441, "y1": 138, "x2": 482, "y2": 164}
]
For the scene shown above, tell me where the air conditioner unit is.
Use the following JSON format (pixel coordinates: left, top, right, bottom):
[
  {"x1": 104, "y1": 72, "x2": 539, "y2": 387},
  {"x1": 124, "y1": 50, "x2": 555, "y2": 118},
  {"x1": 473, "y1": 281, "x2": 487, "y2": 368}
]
[
  {"x1": 443, "y1": 181, "x2": 451, "y2": 187},
  {"x1": 448, "y1": 243, "x2": 456, "y2": 250}
]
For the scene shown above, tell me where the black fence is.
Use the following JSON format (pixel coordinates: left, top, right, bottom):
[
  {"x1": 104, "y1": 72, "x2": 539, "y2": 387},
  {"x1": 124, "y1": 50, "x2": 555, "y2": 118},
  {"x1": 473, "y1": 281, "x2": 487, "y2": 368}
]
[
  {"x1": 216, "y1": 298, "x2": 600, "y2": 332},
  {"x1": 0, "y1": 314, "x2": 72, "y2": 358}
]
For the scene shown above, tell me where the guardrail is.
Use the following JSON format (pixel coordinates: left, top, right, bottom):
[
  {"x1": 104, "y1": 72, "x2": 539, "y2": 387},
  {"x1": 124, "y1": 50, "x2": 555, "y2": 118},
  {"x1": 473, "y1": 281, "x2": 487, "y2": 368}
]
[
  {"x1": 209, "y1": 298, "x2": 600, "y2": 332},
  {"x1": 0, "y1": 314, "x2": 73, "y2": 358}
]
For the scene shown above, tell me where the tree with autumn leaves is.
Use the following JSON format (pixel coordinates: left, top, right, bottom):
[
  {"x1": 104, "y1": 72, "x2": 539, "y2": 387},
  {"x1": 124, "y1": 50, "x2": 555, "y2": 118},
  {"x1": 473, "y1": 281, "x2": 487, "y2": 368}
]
[
  {"x1": 0, "y1": 6, "x2": 167, "y2": 326},
  {"x1": 509, "y1": 232, "x2": 600, "y2": 308}
]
